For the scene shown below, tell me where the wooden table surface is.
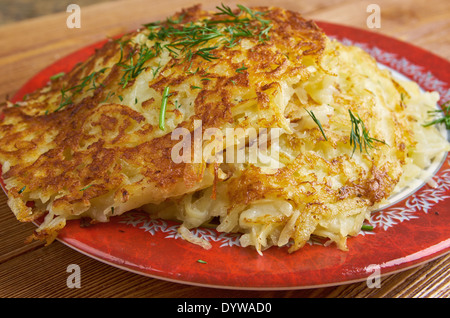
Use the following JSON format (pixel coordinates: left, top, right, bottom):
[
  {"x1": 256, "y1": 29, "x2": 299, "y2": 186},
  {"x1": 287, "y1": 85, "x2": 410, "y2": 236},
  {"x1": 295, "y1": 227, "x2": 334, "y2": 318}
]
[{"x1": 0, "y1": 0, "x2": 449, "y2": 298}]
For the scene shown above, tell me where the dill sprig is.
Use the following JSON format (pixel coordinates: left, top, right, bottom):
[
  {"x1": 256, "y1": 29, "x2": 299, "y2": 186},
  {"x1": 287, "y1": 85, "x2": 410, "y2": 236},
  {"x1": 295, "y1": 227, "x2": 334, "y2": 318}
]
[
  {"x1": 159, "y1": 86, "x2": 170, "y2": 130},
  {"x1": 50, "y1": 72, "x2": 65, "y2": 81},
  {"x1": 422, "y1": 101, "x2": 450, "y2": 129},
  {"x1": 348, "y1": 110, "x2": 387, "y2": 156},
  {"x1": 361, "y1": 224, "x2": 374, "y2": 231},
  {"x1": 304, "y1": 108, "x2": 327, "y2": 141},
  {"x1": 215, "y1": 3, "x2": 239, "y2": 18},
  {"x1": 79, "y1": 184, "x2": 93, "y2": 191},
  {"x1": 55, "y1": 67, "x2": 108, "y2": 112},
  {"x1": 144, "y1": 3, "x2": 272, "y2": 65},
  {"x1": 118, "y1": 45, "x2": 156, "y2": 88},
  {"x1": 118, "y1": 4, "x2": 269, "y2": 88},
  {"x1": 235, "y1": 63, "x2": 248, "y2": 73}
]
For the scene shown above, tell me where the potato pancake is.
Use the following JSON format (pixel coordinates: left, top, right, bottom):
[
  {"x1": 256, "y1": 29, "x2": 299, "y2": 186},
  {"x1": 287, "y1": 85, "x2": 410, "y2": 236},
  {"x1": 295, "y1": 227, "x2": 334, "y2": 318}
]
[{"x1": 0, "y1": 4, "x2": 448, "y2": 253}]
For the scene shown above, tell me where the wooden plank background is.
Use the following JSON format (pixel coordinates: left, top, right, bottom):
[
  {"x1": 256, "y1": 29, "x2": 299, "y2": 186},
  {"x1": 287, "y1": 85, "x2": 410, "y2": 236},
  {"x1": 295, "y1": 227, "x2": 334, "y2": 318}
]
[{"x1": 0, "y1": 0, "x2": 449, "y2": 298}]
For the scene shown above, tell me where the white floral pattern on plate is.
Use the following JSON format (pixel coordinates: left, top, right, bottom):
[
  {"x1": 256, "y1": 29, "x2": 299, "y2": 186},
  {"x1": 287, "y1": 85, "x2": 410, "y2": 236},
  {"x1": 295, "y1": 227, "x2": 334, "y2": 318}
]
[{"x1": 371, "y1": 163, "x2": 450, "y2": 231}]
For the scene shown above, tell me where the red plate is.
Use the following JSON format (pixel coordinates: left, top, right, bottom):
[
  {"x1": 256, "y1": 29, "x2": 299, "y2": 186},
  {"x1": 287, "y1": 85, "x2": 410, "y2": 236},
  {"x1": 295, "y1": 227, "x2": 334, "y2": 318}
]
[{"x1": 6, "y1": 22, "x2": 450, "y2": 290}]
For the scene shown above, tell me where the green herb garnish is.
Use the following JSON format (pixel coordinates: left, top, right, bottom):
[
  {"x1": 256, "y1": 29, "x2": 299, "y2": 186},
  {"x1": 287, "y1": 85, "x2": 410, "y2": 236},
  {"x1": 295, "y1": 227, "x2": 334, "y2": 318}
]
[
  {"x1": 101, "y1": 91, "x2": 115, "y2": 103},
  {"x1": 423, "y1": 101, "x2": 450, "y2": 129},
  {"x1": 197, "y1": 259, "x2": 207, "y2": 264},
  {"x1": 18, "y1": 186, "x2": 26, "y2": 194},
  {"x1": 348, "y1": 110, "x2": 387, "y2": 156},
  {"x1": 304, "y1": 108, "x2": 328, "y2": 141},
  {"x1": 159, "y1": 86, "x2": 170, "y2": 131},
  {"x1": 144, "y1": 3, "x2": 272, "y2": 65},
  {"x1": 236, "y1": 63, "x2": 248, "y2": 74},
  {"x1": 118, "y1": 45, "x2": 155, "y2": 88},
  {"x1": 151, "y1": 63, "x2": 162, "y2": 79},
  {"x1": 215, "y1": 3, "x2": 238, "y2": 18},
  {"x1": 361, "y1": 224, "x2": 374, "y2": 231},
  {"x1": 55, "y1": 67, "x2": 108, "y2": 112},
  {"x1": 79, "y1": 184, "x2": 93, "y2": 191},
  {"x1": 50, "y1": 72, "x2": 65, "y2": 81}
]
